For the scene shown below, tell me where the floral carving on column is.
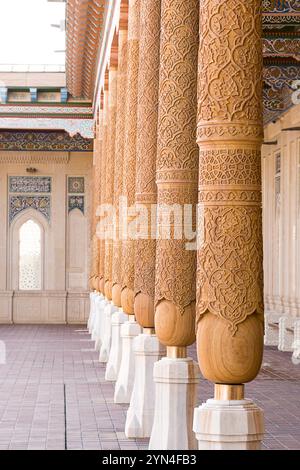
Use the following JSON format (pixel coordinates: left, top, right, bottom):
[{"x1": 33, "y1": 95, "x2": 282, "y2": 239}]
[
  {"x1": 155, "y1": 0, "x2": 199, "y2": 318},
  {"x1": 98, "y1": 90, "x2": 109, "y2": 291},
  {"x1": 90, "y1": 117, "x2": 102, "y2": 285},
  {"x1": 196, "y1": 0, "x2": 264, "y2": 384},
  {"x1": 104, "y1": 69, "x2": 118, "y2": 299},
  {"x1": 121, "y1": 0, "x2": 140, "y2": 312},
  {"x1": 134, "y1": 0, "x2": 161, "y2": 315},
  {"x1": 112, "y1": 30, "x2": 128, "y2": 299}
]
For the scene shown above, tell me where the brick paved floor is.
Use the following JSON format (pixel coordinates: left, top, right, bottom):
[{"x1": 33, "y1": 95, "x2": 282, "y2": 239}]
[{"x1": 0, "y1": 324, "x2": 299, "y2": 450}]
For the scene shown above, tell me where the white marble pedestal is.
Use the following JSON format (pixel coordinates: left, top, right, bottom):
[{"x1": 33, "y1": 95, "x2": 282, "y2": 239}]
[
  {"x1": 88, "y1": 292, "x2": 98, "y2": 334},
  {"x1": 125, "y1": 332, "x2": 165, "y2": 438},
  {"x1": 99, "y1": 302, "x2": 118, "y2": 363},
  {"x1": 91, "y1": 294, "x2": 103, "y2": 342},
  {"x1": 105, "y1": 309, "x2": 128, "y2": 381},
  {"x1": 193, "y1": 399, "x2": 264, "y2": 450},
  {"x1": 114, "y1": 317, "x2": 142, "y2": 404},
  {"x1": 292, "y1": 320, "x2": 300, "y2": 365},
  {"x1": 94, "y1": 296, "x2": 107, "y2": 352},
  {"x1": 149, "y1": 356, "x2": 199, "y2": 450}
]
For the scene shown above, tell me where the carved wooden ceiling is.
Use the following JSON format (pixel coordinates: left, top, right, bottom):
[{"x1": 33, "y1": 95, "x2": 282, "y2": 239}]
[
  {"x1": 66, "y1": 0, "x2": 107, "y2": 99},
  {"x1": 66, "y1": 0, "x2": 300, "y2": 125},
  {"x1": 263, "y1": 1, "x2": 300, "y2": 124}
]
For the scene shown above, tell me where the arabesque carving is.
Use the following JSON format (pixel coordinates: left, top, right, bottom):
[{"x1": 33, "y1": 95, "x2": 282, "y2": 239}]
[
  {"x1": 98, "y1": 91, "x2": 109, "y2": 291},
  {"x1": 112, "y1": 30, "x2": 128, "y2": 298},
  {"x1": 134, "y1": 0, "x2": 161, "y2": 321},
  {"x1": 104, "y1": 69, "x2": 118, "y2": 298},
  {"x1": 154, "y1": 0, "x2": 199, "y2": 347},
  {"x1": 196, "y1": 0, "x2": 264, "y2": 384},
  {"x1": 121, "y1": 0, "x2": 140, "y2": 313}
]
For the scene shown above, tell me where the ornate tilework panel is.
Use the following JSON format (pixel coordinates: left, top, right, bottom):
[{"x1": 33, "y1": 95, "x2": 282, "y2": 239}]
[
  {"x1": 264, "y1": 65, "x2": 300, "y2": 91},
  {"x1": 68, "y1": 196, "x2": 84, "y2": 214},
  {"x1": 9, "y1": 196, "x2": 51, "y2": 223},
  {"x1": 0, "y1": 105, "x2": 92, "y2": 115},
  {"x1": 263, "y1": 1, "x2": 300, "y2": 14},
  {"x1": 68, "y1": 177, "x2": 85, "y2": 194},
  {"x1": 9, "y1": 176, "x2": 52, "y2": 193},
  {"x1": 0, "y1": 131, "x2": 93, "y2": 152},
  {"x1": 0, "y1": 118, "x2": 94, "y2": 139}
]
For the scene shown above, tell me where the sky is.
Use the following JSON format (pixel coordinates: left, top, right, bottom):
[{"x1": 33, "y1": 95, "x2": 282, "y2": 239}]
[{"x1": 0, "y1": 0, "x2": 66, "y2": 67}]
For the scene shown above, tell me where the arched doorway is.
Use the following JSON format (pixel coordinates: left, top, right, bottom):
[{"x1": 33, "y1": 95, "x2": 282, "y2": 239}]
[{"x1": 19, "y1": 219, "x2": 42, "y2": 291}]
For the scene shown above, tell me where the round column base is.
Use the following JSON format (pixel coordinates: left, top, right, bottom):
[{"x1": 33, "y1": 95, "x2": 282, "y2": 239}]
[
  {"x1": 93, "y1": 296, "x2": 107, "y2": 352},
  {"x1": 87, "y1": 292, "x2": 96, "y2": 333},
  {"x1": 149, "y1": 356, "x2": 199, "y2": 450},
  {"x1": 99, "y1": 302, "x2": 118, "y2": 363},
  {"x1": 114, "y1": 318, "x2": 142, "y2": 404},
  {"x1": 193, "y1": 399, "x2": 264, "y2": 450},
  {"x1": 105, "y1": 309, "x2": 129, "y2": 381},
  {"x1": 89, "y1": 292, "x2": 100, "y2": 334},
  {"x1": 125, "y1": 333, "x2": 166, "y2": 438},
  {"x1": 91, "y1": 294, "x2": 105, "y2": 342}
]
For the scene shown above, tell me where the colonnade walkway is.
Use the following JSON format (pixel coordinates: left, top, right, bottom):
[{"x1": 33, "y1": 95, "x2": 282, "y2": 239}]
[{"x1": 0, "y1": 325, "x2": 299, "y2": 450}]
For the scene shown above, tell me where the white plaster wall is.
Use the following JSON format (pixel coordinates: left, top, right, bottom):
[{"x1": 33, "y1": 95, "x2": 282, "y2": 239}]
[
  {"x1": 263, "y1": 104, "x2": 300, "y2": 318},
  {"x1": 0, "y1": 151, "x2": 92, "y2": 324}
]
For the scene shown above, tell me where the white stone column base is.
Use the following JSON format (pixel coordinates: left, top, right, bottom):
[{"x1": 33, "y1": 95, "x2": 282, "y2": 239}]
[
  {"x1": 88, "y1": 292, "x2": 98, "y2": 334},
  {"x1": 114, "y1": 318, "x2": 142, "y2": 404},
  {"x1": 148, "y1": 357, "x2": 199, "y2": 450},
  {"x1": 264, "y1": 312, "x2": 280, "y2": 347},
  {"x1": 93, "y1": 296, "x2": 107, "y2": 352},
  {"x1": 125, "y1": 333, "x2": 166, "y2": 438},
  {"x1": 292, "y1": 320, "x2": 300, "y2": 365},
  {"x1": 279, "y1": 316, "x2": 295, "y2": 352},
  {"x1": 99, "y1": 302, "x2": 118, "y2": 363},
  {"x1": 193, "y1": 399, "x2": 264, "y2": 450},
  {"x1": 87, "y1": 292, "x2": 94, "y2": 332},
  {"x1": 105, "y1": 309, "x2": 128, "y2": 381},
  {"x1": 91, "y1": 294, "x2": 102, "y2": 341}
]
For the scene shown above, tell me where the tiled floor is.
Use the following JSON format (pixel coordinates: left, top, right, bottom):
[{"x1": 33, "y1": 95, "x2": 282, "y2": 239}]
[{"x1": 0, "y1": 324, "x2": 299, "y2": 450}]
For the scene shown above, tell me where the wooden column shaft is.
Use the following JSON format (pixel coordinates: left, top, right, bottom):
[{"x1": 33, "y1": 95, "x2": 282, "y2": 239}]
[
  {"x1": 134, "y1": 0, "x2": 161, "y2": 329},
  {"x1": 104, "y1": 68, "x2": 118, "y2": 300},
  {"x1": 196, "y1": 0, "x2": 264, "y2": 384},
  {"x1": 121, "y1": 0, "x2": 141, "y2": 315},
  {"x1": 99, "y1": 89, "x2": 109, "y2": 295},
  {"x1": 90, "y1": 111, "x2": 102, "y2": 291},
  {"x1": 112, "y1": 29, "x2": 128, "y2": 308},
  {"x1": 154, "y1": 0, "x2": 199, "y2": 349}
]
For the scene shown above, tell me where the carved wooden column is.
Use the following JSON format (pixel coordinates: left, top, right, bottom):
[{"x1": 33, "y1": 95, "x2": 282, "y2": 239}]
[
  {"x1": 125, "y1": 0, "x2": 165, "y2": 438},
  {"x1": 88, "y1": 113, "x2": 102, "y2": 336},
  {"x1": 193, "y1": 0, "x2": 264, "y2": 450},
  {"x1": 92, "y1": 100, "x2": 106, "y2": 342},
  {"x1": 104, "y1": 67, "x2": 118, "y2": 301},
  {"x1": 90, "y1": 121, "x2": 101, "y2": 292},
  {"x1": 120, "y1": 0, "x2": 140, "y2": 316},
  {"x1": 88, "y1": 160, "x2": 97, "y2": 334},
  {"x1": 149, "y1": 0, "x2": 200, "y2": 451},
  {"x1": 99, "y1": 68, "x2": 119, "y2": 363},
  {"x1": 114, "y1": 0, "x2": 142, "y2": 404},
  {"x1": 112, "y1": 28, "x2": 128, "y2": 311},
  {"x1": 106, "y1": 28, "x2": 129, "y2": 381},
  {"x1": 95, "y1": 87, "x2": 111, "y2": 358},
  {"x1": 89, "y1": 159, "x2": 96, "y2": 291},
  {"x1": 94, "y1": 132, "x2": 101, "y2": 290},
  {"x1": 98, "y1": 86, "x2": 109, "y2": 296}
]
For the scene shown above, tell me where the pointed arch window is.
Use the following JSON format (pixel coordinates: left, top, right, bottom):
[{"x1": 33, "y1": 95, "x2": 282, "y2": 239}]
[{"x1": 19, "y1": 219, "x2": 42, "y2": 290}]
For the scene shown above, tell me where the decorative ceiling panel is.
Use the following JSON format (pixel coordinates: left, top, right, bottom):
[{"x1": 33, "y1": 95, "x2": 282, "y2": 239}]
[
  {"x1": 66, "y1": 0, "x2": 108, "y2": 99},
  {"x1": 263, "y1": 1, "x2": 300, "y2": 123},
  {"x1": 0, "y1": 131, "x2": 93, "y2": 152},
  {"x1": 65, "y1": 0, "x2": 300, "y2": 125}
]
